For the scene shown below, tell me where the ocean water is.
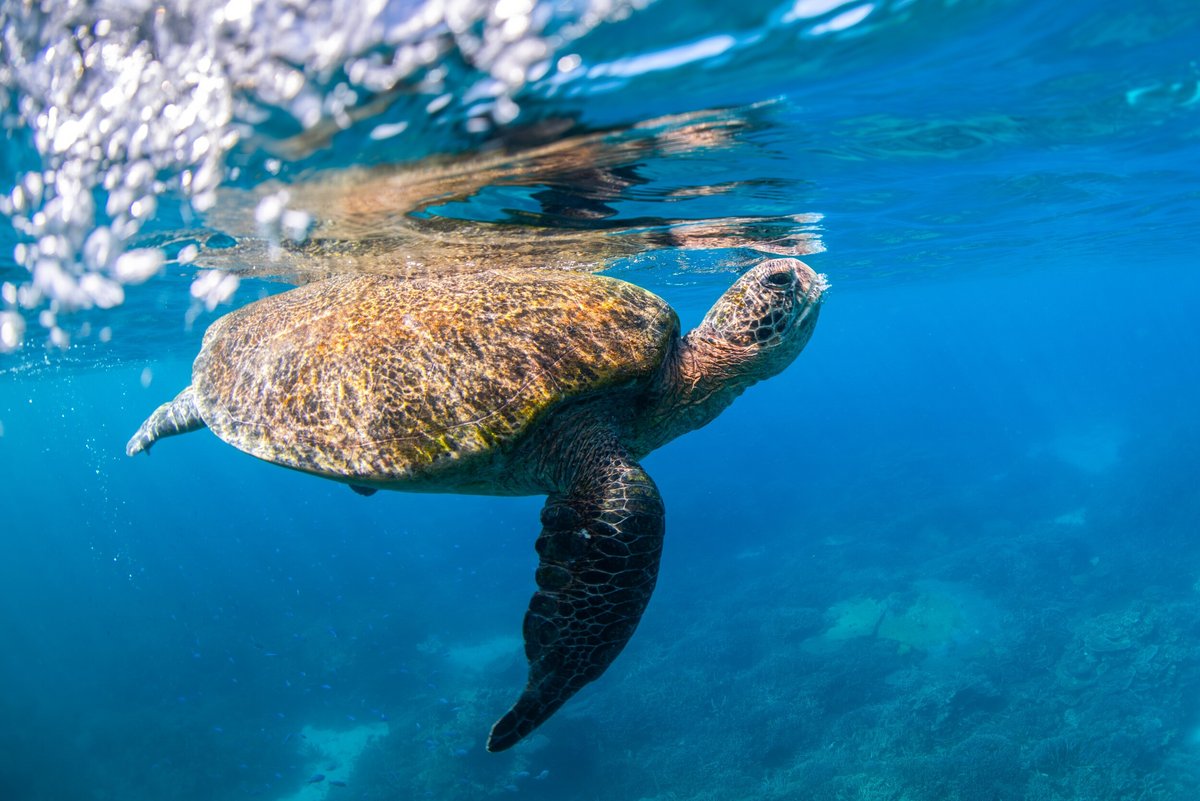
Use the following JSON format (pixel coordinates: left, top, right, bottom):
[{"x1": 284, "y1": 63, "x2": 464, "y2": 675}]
[{"x1": 2, "y1": 0, "x2": 1199, "y2": 799}]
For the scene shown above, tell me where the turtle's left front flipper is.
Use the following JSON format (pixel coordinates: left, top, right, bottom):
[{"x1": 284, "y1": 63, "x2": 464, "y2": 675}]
[{"x1": 487, "y1": 430, "x2": 665, "y2": 752}]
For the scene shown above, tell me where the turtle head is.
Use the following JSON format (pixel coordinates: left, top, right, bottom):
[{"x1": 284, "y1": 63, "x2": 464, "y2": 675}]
[
  {"x1": 639, "y1": 258, "x2": 826, "y2": 451},
  {"x1": 693, "y1": 257, "x2": 826, "y2": 382}
]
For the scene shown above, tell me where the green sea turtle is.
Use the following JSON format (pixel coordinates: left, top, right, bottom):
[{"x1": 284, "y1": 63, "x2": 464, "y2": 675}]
[{"x1": 126, "y1": 258, "x2": 826, "y2": 751}]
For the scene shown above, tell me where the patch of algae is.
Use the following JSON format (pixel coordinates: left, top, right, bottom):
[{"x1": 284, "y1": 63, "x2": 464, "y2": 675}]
[{"x1": 825, "y1": 591, "x2": 965, "y2": 654}]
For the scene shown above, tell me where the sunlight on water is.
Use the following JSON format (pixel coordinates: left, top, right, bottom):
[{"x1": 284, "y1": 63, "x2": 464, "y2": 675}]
[
  {"x1": 0, "y1": 0, "x2": 923, "y2": 354},
  {"x1": 0, "y1": 0, "x2": 652, "y2": 347},
  {"x1": 1, "y1": 2, "x2": 1199, "y2": 798},
  {"x1": 1, "y1": 0, "x2": 1197, "y2": 356}
]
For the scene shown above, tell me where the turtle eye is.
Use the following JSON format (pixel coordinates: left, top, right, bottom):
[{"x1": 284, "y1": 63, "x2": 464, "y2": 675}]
[{"x1": 762, "y1": 271, "x2": 794, "y2": 289}]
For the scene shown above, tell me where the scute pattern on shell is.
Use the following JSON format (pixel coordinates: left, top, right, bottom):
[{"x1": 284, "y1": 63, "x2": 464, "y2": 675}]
[{"x1": 191, "y1": 270, "x2": 678, "y2": 488}]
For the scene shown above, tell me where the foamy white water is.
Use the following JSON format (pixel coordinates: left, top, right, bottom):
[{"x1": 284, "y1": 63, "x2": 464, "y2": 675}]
[{"x1": 0, "y1": 0, "x2": 649, "y2": 350}]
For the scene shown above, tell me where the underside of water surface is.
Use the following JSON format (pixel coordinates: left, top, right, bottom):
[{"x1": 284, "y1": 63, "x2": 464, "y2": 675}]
[{"x1": 2, "y1": 1, "x2": 1200, "y2": 800}]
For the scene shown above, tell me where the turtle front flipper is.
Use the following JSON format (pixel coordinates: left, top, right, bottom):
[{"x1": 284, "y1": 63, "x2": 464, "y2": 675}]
[
  {"x1": 487, "y1": 430, "x2": 665, "y2": 752},
  {"x1": 126, "y1": 386, "x2": 207, "y2": 456}
]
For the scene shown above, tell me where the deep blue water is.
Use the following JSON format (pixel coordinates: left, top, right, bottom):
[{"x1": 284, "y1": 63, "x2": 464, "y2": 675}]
[{"x1": 2, "y1": 1, "x2": 1200, "y2": 800}]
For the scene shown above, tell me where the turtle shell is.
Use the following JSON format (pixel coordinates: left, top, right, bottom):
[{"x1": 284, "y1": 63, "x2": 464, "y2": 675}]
[{"x1": 191, "y1": 269, "x2": 678, "y2": 490}]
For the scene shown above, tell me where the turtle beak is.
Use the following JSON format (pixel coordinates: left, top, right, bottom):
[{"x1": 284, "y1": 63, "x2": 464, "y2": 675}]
[{"x1": 791, "y1": 260, "x2": 828, "y2": 321}]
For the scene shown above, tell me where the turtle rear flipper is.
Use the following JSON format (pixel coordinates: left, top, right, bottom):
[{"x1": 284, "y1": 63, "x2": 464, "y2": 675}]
[
  {"x1": 487, "y1": 428, "x2": 665, "y2": 752},
  {"x1": 126, "y1": 386, "x2": 207, "y2": 456}
]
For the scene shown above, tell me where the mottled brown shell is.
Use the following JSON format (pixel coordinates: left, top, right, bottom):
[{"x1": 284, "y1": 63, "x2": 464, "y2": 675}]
[{"x1": 191, "y1": 270, "x2": 678, "y2": 489}]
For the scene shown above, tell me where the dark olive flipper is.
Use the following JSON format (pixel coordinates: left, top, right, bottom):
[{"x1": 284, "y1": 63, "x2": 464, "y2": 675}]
[
  {"x1": 487, "y1": 431, "x2": 665, "y2": 752},
  {"x1": 350, "y1": 485, "x2": 378, "y2": 496},
  {"x1": 125, "y1": 386, "x2": 206, "y2": 456}
]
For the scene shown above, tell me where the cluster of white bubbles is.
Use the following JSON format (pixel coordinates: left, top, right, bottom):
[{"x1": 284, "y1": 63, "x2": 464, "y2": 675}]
[{"x1": 0, "y1": 0, "x2": 648, "y2": 353}]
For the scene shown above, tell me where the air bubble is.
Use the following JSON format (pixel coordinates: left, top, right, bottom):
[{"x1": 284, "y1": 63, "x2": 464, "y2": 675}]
[
  {"x1": 80, "y1": 273, "x2": 125, "y2": 309},
  {"x1": 493, "y1": 96, "x2": 520, "y2": 124},
  {"x1": 282, "y1": 209, "x2": 313, "y2": 242},
  {"x1": 367, "y1": 120, "x2": 409, "y2": 140},
  {"x1": 0, "y1": 312, "x2": 25, "y2": 352},
  {"x1": 112, "y1": 249, "x2": 166, "y2": 284},
  {"x1": 257, "y1": 191, "x2": 290, "y2": 223},
  {"x1": 190, "y1": 269, "x2": 240, "y2": 311},
  {"x1": 426, "y1": 93, "x2": 453, "y2": 113},
  {"x1": 1, "y1": 0, "x2": 651, "y2": 343}
]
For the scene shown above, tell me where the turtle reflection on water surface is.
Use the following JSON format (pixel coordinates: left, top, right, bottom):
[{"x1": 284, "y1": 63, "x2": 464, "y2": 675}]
[
  {"x1": 128, "y1": 257, "x2": 825, "y2": 751},
  {"x1": 197, "y1": 107, "x2": 824, "y2": 283}
]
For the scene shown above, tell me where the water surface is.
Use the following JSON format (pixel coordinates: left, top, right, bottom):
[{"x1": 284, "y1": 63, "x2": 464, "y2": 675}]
[{"x1": 2, "y1": 1, "x2": 1199, "y2": 799}]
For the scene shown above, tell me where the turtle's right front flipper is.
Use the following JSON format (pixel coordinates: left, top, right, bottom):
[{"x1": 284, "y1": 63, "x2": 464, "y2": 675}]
[
  {"x1": 487, "y1": 429, "x2": 665, "y2": 752},
  {"x1": 126, "y1": 386, "x2": 206, "y2": 456}
]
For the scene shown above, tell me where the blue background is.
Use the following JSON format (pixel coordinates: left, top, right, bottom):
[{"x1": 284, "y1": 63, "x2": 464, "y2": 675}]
[{"x1": 2, "y1": 0, "x2": 1199, "y2": 799}]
